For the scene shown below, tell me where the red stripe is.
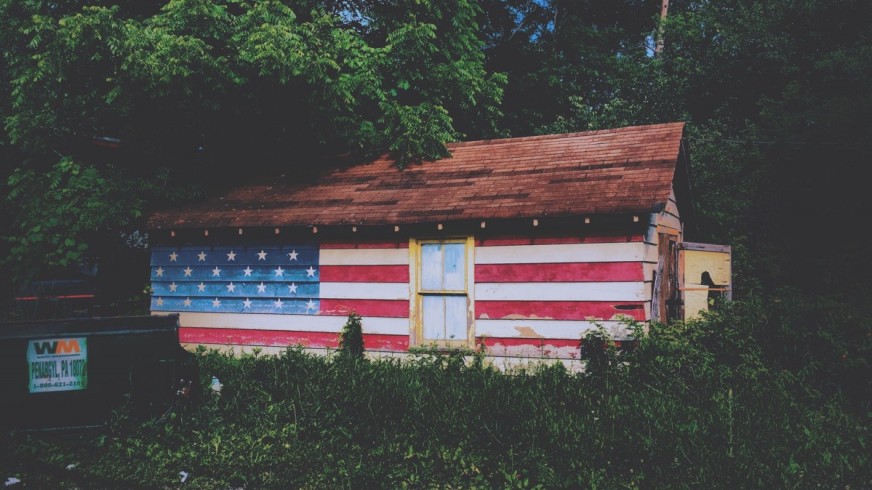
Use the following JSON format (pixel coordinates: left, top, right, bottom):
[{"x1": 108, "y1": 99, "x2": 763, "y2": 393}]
[
  {"x1": 476, "y1": 262, "x2": 642, "y2": 282},
  {"x1": 475, "y1": 235, "x2": 643, "y2": 246},
  {"x1": 320, "y1": 265, "x2": 408, "y2": 282},
  {"x1": 14, "y1": 294, "x2": 95, "y2": 301},
  {"x1": 179, "y1": 327, "x2": 409, "y2": 351},
  {"x1": 476, "y1": 301, "x2": 646, "y2": 321},
  {"x1": 320, "y1": 241, "x2": 409, "y2": 249},
  {"x1": 319, "y1": 299, "x2": 409, "y2": 318}
]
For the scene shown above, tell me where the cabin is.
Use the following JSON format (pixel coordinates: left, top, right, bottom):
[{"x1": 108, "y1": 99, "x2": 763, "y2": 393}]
[{"x1": 146, "y1": 122, "x2": 731, "y2": 365}]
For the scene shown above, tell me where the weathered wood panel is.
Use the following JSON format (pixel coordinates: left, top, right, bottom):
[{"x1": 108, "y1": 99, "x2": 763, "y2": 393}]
[
  {"x1": 476, "y1": 300, "x2": 646, "y2": 321},
  {"x1": 475, "y1": 262, "x2": 643, "y2": 282},
  {"x1": 320, "y1": 265, "x2": 408, "y2": 282},
  {"x1": 180, "y1": 327, "x2": 409, "y2": 351},
  {"x1": 319, "y1": 299, "x2": 409, "y2": 318},
  {"x1": 166, "y1": 311, "x2": 409, "y2": 335},
  {"x1": 320, "y1": 282, "x2": 409, "y2": 300},
  {"x1": 681, "y1": 243, "x2": 732, "y2": 320},
  {"x1": 476, "y1": 319, "x2": 634, "y2": 340},
  {"x1": 475, "y1": 242, "x2": 649, "y2": 264},
  {"x1": 475, "y1": 282, "x2": 647, "y2": 302},
  {"x1": 319, "y1": 247, "x2": 409, "y2": 265}
]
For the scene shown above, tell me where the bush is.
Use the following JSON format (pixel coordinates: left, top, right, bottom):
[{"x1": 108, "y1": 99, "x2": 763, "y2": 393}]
[
  {"x1": 338, "y1": 312, "x2": 365, "y2": 361},
  {"x1": 1, "y1": 301, "x2": 869, "y2": 488}
]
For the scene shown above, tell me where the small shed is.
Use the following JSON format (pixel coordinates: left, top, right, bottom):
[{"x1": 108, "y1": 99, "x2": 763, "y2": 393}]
[{"x1": 146, "y1": 122, "x2": 730, "y2": 361}]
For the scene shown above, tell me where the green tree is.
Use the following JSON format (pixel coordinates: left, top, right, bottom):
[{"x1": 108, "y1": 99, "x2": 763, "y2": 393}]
[{"x1": 0, "y1": 0, "x2": 504, "y2": 286}]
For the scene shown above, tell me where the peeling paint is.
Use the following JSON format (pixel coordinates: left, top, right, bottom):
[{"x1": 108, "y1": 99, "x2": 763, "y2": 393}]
[
  {"x1": 500, "y1": 314, "x2": 556, "y2": 320},
  {"x1": 513, "y1": 326, "x2": 544, "y2": 338}
]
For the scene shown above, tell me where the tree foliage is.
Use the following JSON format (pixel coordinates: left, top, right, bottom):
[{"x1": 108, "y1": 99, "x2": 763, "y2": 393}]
[{"x1": 0, "y1": 0, "x2": 504, "y2": 284}]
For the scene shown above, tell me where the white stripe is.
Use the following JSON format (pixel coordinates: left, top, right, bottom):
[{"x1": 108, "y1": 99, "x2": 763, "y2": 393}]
[
  {"x1": 475, "y1": 242, "x2": 648, "y2": 264},
  {"x1": 320, "y1": 282, "x2": 409, "y2": 300},
  {"x1": 319, "y1": 248, "x2": 408, "y2": 266},
  {"x1": 475, "y1": 282, "x2": 646, "y2": 302},
  {"x1": 643, "y1": 262, "x2": 657, "y2": 281},
  {"x1": 475, "y1": 319, "x2": 634, "y2": 340},
  {"x1": 159, "y1": 312, "x2": 409, "y2": 336},
  {"x1": 644, "y1": 243, "x2": 658, "y2": 263}
]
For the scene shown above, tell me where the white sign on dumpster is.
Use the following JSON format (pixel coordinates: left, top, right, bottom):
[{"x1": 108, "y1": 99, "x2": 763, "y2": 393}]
[{"x1": 27, "y1": 337, "x2": 88, "y2": 393}]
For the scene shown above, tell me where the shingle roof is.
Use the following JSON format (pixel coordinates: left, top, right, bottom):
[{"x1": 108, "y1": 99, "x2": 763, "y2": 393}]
[{"x1": 147, "y1": 122, "x2": 685, "y2": 230}]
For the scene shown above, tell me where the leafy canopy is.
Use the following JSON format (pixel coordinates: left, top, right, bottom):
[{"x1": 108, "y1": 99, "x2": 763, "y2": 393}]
[{"x1": 0, "y1": 0, "x2": 505, "y2": 283}]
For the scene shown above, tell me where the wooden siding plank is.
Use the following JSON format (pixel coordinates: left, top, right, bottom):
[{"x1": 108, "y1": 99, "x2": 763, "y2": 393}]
[
  {"x1": 476, "y1": 262, "x2": 643, "y2": 283},
  {"x1": 319, "y1": 248, "x2": 409, "y2": 265},
  {"x1": 474, "y1": 235, "x2": 643, "y2": 246},
  {"x1": 320, "y1": 265, "x2": 409, "y2": 282},
  {"x1": 475, "y1": 242, "x2": 648, "y2": 264},
  {"x1": 320, "y1": 282, "x2": 409, "y2": 300},
  {"x1": 320, "y1": 241, "x2": 409, "y2": 249},
  {"x1": 475, "y1": 282, "x2": 646, "y2": 302},
  {"x1": 162, "y1": 311, "x2": 409, "y2": 335},
  {"x1": 476, "y1": 300, "x2": 646, "y2": 321},
  {"x1": 179, "y1": 327, "x2": 409, "y2": 350},
  {"x1": 475, "y1": 319, "x2": 634, "y2": 340},
  {"x1": 319, "y1": 299, "x2": 409, "y2": 318}
]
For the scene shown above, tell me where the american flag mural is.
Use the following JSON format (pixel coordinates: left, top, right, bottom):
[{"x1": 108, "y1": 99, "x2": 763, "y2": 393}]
[
  {"x1": 150, "y1": 246, "x2": 321, "y2": 315},
  {"x1": 150, "y1": 242, "x2": 413, "y2": 351},
  {"x1": 149, "y1": 235, "x2": 656, "y2": 357}
]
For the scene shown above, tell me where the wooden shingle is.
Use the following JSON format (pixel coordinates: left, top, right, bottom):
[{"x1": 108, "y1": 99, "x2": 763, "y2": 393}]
[{"x1": 147, "y1": 122, "x2": 685, "y2": 230}]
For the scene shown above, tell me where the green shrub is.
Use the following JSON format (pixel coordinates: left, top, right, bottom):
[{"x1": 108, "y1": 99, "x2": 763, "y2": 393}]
[
  {"x1": 338, "y1": 312, "x2": 365, "y2": 361},
  {"x1": 1, "y1": 300, "x2": 869, "y2": 488}
]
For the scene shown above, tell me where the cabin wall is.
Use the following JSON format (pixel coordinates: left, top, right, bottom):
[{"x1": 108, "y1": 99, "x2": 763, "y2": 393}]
[
  {"x1": 151, "y1": 232, "x2": 653, "y2": 361},
  {"x1": 473, "y1": 235, "x2": 647, "y2": 359},
  {"x1": 645, "y1": 188, "x2": 683, "y2": 322}
]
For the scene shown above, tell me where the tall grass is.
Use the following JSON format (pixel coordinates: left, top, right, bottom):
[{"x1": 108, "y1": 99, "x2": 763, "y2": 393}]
[{"x1": 2, "y1": 301, "x2": 869, "y2": 488}]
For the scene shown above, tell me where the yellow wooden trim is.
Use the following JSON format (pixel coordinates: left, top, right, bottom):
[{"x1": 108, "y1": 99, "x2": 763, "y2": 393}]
[
  {"x1": 466, "y1": 235, "x2": 476, "y2": 347},
  {"x1": 408, "y1": 238, "x2": 420, "y2": 346},
  {"x1": 408, "y1": 236, "x2": 475, "y2": 348}
]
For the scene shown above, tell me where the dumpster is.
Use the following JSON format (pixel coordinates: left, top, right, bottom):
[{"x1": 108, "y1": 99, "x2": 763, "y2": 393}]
[{"x1": 0, "y1": 314, "x2": 186, "y2": 430}]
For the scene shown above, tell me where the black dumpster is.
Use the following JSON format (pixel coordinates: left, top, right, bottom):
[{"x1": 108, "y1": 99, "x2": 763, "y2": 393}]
[{"x1": 0, "y1": 314, "x2": 184, "y2": 430}]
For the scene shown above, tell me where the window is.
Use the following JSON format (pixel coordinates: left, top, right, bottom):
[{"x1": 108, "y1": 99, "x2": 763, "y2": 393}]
[{"x1": 410, "y1": 238, "x2": 474, "y2": 347}]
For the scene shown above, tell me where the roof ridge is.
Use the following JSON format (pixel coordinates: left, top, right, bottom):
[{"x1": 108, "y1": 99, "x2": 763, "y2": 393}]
[{"x1": 447, "y1": 122, "x2": 685, "y2": 149}]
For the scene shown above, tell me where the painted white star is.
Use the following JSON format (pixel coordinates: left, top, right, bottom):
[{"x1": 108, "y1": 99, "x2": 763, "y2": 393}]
[
  {"x1": 212, "y1": 298, "x2": 221, "y2": 308},
  {"x1": 243, "y1": 266, "x2": 253, "y2": 277},
  {"x1": 257, "y1": 282, "x2": 267, "y2": 294},
  {"x1": 242, "y1": 298, "x2": 252, "y2": 309},
  {"x1": 306, "y1": 266, "x2": 316, "y2": 278},
  {"x1": 169, "y1": 282, "x2": 178, "y2": 292},
  {"x1": 288, "y1": 283, "x2": 298, "y2": 294},
  {"x1": 274, "y1": 298, "x2": 283, "y2": 309},
  {"x1": 198, "y1": 251, "x2": 207, "y2": 261},
  {"x1": 183, "y1": 298, "x2": 192, "y2": 307},
  {"x1": 288, "y1": 250, "x2": 298, "y2": 261},
  {"x1": 257, "y1": 250, "x2": 268, "y2": 261},
  {"x1": 226, "y1": 282, "x2": 236, "y2": 293},
  {"x1": 226, "y1": 250, "x2": 237, "y2": 261},
  {"x1": 183, "y1": 267, "x2": 193, "y2": 277},
  {"x1": 305, "y1": 299, "x2": 316, "y2": 311},
  {"x1": 211, "y1": 266, "x2": 221, "y2": 277},
  {"x1": 169, "y1": 252, "x2": 178, "y2": 262},
  {"x1": 197, "y1": 282, "x2": 206, "y2": 292},
  {"x1": 155, "y1": 297, "x2": 164, "y2": 306},
  {"x1": 155, "y1": 267, "x2": 164, "y2": 277},
  {"x1": 274, "y1": 266, "x2": 284, "y2": 277}
]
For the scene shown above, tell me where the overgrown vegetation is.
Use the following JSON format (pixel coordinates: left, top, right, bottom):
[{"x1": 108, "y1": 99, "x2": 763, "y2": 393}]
[{"x1": 2, "y1": 303, "x2": 868, "y2": 488}]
